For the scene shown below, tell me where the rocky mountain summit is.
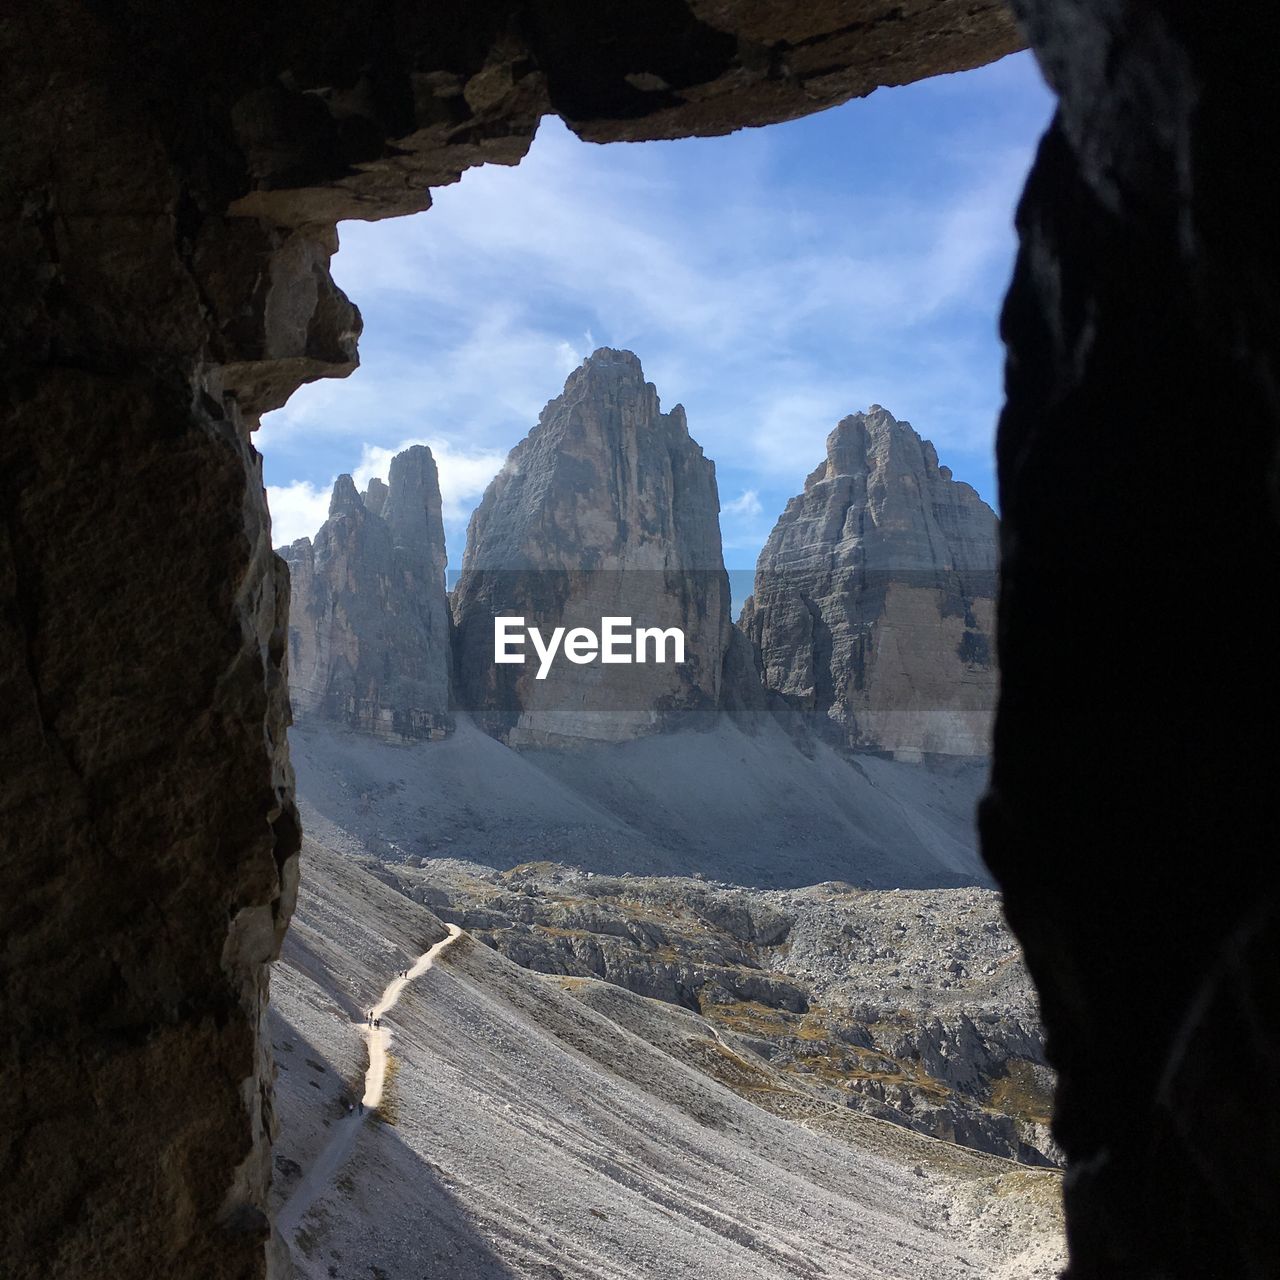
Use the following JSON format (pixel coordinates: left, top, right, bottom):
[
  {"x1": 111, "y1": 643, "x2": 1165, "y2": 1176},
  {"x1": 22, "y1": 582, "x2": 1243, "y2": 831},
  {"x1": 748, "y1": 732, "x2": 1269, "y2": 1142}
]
[
  {"x1": 452, "y1": 348, "x2": 736, "y2": 745},
  {"x1": 278, "y1": 368, "x2": 998, "y2": 764},
  {"x1": 740, "y1": 406, "x2": 999, "y2": 759},
  {"x1": 281, "y1": 445, "x2": 452, "y2": 739}
]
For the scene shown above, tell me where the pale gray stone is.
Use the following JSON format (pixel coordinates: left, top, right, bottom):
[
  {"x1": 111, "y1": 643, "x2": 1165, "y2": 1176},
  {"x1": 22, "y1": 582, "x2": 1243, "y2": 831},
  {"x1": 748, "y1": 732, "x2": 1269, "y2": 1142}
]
[
  {"x1": 452, "y1": 348, "x2": 734, "y2": 745},
  {"x1": 740, "y1": 406, "x2": 998, "y2": 758},
  {"x1": 282, "y1": 445, "x2": 451, "y2": 739}
]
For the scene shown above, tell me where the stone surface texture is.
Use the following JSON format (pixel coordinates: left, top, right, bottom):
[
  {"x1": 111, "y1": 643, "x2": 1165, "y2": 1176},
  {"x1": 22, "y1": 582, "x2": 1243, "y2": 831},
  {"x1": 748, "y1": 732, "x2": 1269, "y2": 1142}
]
[
  {"x1": 282, "y1": 446, "x2": 452, "y2": 741},
  {"x1": 453, "y1": 349, "x2": 734, "y2": 745},
  {"x1": 394, "y1": 857, "x2": 1060, "y2": 1166},
  {"x1": 984, "y1": 5, "x2": 1280, "y2": 1278},
  {"x1": 740, "y1": 407, "x2": 998, "y2": 759},
  {"x1": 12, "y1": 1, "x2": 1280, "y2": 1279},
  {"x1": 270, "y1": 840, "x2": 1066, "y2": 1279}
]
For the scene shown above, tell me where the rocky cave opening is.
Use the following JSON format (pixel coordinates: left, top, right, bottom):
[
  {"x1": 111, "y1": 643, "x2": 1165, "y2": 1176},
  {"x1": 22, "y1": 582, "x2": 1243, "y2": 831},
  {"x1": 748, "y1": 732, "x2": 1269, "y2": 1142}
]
[{"x1": 3, "y1": 3, "x2": 1279, "y2": 1279}]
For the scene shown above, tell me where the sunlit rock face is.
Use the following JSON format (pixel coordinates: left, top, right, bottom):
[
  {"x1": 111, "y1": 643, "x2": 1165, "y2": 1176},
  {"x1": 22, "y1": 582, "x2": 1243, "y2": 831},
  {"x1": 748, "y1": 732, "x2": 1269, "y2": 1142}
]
[
  {"x1": 452, "y1": 349, "x2": 733, "y2": 745},
  {"x1": 283, "y1": 446, "x2": 452, "y2": 740},
  {"x1": 740, "y1": 407, "x2": 998, "y2": 759}
]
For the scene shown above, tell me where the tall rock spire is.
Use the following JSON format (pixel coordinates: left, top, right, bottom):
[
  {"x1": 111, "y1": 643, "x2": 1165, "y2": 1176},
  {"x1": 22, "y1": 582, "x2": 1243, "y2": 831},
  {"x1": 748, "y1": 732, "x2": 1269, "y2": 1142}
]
[
  {"x1": 281, "y1": 445, "x2": 452, "y2": 740},
  {"x1": 739, "y1": 406, "x2": 998, "y2": 758},
  {"x1": 452, "y1": 348, "x2": 734, "y2": 745}
]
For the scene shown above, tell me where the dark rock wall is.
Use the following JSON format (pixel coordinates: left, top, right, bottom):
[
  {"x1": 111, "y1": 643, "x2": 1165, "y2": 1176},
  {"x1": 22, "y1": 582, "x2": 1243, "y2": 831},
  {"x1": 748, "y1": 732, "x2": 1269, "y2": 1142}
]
[
  {"x1": 0, "y1": 4, "x2": 1018, "y2": 1276},
  {"x1": 985, "y1": 4, "x2": 1280, "y2": 1277},
  {"x1": 10, "y1": 0, "x2": 1278, "y2": 1277}
]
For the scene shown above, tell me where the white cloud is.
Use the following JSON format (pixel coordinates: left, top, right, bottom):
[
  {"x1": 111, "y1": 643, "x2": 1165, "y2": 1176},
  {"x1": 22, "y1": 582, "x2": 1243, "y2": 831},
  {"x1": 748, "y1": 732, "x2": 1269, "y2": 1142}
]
[
  {"x1": 259, "y1": 56, "x2": 1051, "y2": 535},
  {"x1": 266, "y1": 480, "x2": 330, "y2": 546},
  {"x1": 351, "y1": 437, "x2": 507, "y2": 523},
  {"x1": 721, "y1": 488, "x2": 763, "y2": 519}
]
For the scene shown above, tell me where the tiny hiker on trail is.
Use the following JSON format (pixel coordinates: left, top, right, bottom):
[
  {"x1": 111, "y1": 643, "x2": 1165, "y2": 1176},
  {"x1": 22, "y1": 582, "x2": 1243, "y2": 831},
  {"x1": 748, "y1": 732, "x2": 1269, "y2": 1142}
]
[{"x1": 277, "y1": 925, "x2": 463, "y2": 1244}]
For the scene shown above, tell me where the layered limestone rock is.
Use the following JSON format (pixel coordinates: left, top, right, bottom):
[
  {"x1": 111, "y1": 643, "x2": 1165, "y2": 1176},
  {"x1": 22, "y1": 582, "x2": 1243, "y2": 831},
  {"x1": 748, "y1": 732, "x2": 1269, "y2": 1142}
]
[
  {"x1": 282, "y1": 446, "x2": 451, "y2": 740},
  {"x1": 740, "y1": 406, "x2": 998, "y2": 759},
  {"x1": 453, "y1": 349, "x2": 734, "y2": 746}
]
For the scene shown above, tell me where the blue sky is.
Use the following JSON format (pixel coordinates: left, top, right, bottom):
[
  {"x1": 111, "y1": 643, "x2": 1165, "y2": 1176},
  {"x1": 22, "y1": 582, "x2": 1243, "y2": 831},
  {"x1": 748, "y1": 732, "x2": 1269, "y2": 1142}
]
[{"x1": 260, "y1": 51, "x2": 1054, "y2": 571}]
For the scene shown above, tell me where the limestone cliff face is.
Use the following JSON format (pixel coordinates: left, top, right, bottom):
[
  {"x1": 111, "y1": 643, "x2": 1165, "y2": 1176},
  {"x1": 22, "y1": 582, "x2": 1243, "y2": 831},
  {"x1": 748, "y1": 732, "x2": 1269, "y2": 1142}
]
[
  {"x1": 740, "y1": 406, "x2": 998, "y2": 758},
  {"x1": 283, "y1": 445, "x2": 451, "y2": 739},
  {"x1": 452, "y1": 349, "x2": 733, "y2": 745}
]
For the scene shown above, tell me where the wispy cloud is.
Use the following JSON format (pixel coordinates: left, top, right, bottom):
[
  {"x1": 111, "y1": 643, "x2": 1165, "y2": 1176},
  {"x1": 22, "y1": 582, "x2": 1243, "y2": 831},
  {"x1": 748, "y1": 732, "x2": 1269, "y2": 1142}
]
[
  {"x1": 260, "y1": 53, "x2": 1053, "y2": 562},
  {"x1": 267, "y1": 480, "x2": 331, "y2": 547},
  {"x1": 722, "y1": 488, "x2": 763, "y2": 519}
]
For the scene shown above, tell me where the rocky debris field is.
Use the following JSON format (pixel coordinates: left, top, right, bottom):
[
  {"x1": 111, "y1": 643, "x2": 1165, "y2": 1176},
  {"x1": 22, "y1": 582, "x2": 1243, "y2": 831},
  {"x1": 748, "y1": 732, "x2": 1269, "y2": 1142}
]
[
  {"x1": 271, "y1": 840, "x2": 1064, "y2": 1279},
  {"x1": 375, "y1": 857, "x2": 1060, "y2": 1166}
]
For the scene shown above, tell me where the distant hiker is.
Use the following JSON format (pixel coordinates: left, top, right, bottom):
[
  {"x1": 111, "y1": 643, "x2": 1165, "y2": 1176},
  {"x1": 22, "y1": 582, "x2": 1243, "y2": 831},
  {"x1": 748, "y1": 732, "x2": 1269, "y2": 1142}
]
[{"x1": 358, "y1": 1100, "x2": 364, "y2": 1115}]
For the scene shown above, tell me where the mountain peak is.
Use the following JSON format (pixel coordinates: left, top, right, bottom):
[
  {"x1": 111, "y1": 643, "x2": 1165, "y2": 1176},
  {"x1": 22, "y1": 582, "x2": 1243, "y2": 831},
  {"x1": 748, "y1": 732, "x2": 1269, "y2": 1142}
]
[
  {"x1": 583, "y1": 346, "x2": 642, "y2": 371},
  {"x1": 385, "y1": 445, "x2": 445, "y2": 562},
  {"x1": 742, "y1": 408, "x2": 999, "y2": 759},
  {"x1": 289, "y1": 453, "x2": 451, "y2": 741},
  {"x1": 328, "y1": 473, "x2": 363, "y2": 517},
  {"x1": 562, "y1": 347, "x2": 647, "y2": 395},
  {"x1": 453, "y1": 352, "x2": 731, "y2": 746}
]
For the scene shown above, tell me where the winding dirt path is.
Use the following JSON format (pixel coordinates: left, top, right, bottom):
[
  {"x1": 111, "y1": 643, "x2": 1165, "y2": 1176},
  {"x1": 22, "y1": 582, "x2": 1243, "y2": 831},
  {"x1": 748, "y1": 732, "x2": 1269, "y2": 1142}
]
[
  {"x1": 363, "y1": 924, "x2": 463, "y2": 1106},
  {"x1": 277, "y1": 924, "x2": 464, "y2": 1241}
]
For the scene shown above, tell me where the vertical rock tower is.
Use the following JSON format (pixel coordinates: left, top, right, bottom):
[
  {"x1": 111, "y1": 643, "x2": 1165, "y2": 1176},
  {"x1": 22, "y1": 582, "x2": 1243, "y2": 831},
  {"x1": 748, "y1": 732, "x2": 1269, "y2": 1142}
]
[
  {"x1": 452, "y1": 349, "x2": 733, "y2": 745},
  {"x1": 740, "y1": 406, "x2": 998, "y2": 758},
  {"x1": 282, "y1": 444, "x2": 452, "y2": 739}
]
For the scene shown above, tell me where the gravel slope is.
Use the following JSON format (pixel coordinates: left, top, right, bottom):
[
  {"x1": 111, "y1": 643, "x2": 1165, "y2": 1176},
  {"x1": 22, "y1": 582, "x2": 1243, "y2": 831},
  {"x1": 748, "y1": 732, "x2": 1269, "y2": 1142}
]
[
  {"x1": 269, "y1": 841, "x2": 1064, "y2": 1279},
  {"x1": 292, "y1": 714, "x2": 992, "y2": 890}
]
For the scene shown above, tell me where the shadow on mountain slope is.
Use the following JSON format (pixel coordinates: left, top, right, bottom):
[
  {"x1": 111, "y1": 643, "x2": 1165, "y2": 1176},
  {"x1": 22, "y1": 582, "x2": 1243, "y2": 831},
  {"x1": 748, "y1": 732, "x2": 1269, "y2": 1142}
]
[{"x1": 292, "y1": 714, "x2": 992, "y2": 890}]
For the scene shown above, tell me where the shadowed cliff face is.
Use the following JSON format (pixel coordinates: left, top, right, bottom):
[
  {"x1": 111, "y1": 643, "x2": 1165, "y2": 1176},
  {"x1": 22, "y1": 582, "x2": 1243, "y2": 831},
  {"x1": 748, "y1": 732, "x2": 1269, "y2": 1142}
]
[
  {"x1": 985, "y1": 6, "x2": 1280, "y2": 1278},
  {"x1": 283, "y1": 446, "x2": 452, "y2": 740},
  {"x1": 452, "y1": 349, "x2": 734, "y2": 745},
  {"x1": 741, "y1": 407, "x2": 999, "y2": 759}
]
